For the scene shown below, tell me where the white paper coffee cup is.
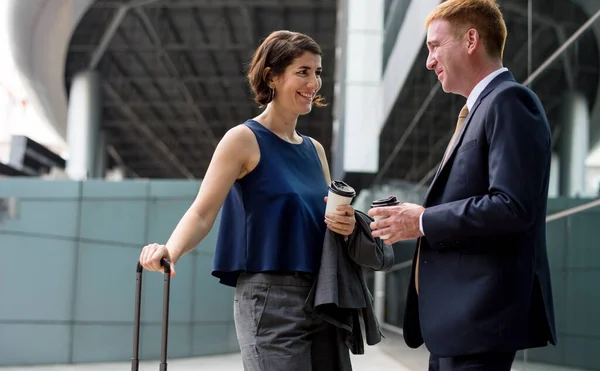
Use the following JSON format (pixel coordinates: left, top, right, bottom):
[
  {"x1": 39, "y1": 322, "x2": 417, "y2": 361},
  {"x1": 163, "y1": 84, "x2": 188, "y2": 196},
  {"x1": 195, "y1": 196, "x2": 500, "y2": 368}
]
[
  {"x1": 325, "y1": 180, "x2": 356, "y2": 221},
  {"x1": 370, "y1": 196, "x2": 400, "y2": 240}
]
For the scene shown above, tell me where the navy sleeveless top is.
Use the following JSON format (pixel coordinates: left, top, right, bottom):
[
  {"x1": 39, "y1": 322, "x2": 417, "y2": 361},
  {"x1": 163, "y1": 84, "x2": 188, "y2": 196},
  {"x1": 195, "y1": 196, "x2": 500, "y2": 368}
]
[{"x1": 211, "y1": 119, "x2": 329, "y2": 287}]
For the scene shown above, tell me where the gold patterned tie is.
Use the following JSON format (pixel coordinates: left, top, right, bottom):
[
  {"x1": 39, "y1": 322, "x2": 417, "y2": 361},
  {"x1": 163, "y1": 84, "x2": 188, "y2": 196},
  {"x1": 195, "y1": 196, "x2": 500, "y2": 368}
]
[
  {"x1": 441, "y1": 104, "x2": 469, "y2": 167},
  {"x1": 415, "y1": 104, "x2": 469, "y2": 295}
]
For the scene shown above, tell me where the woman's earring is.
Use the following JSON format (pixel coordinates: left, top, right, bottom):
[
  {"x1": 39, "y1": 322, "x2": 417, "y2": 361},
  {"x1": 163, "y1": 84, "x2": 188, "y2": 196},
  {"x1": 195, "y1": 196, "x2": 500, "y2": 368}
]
[{"x1": 270, "y1": 88, "x2": 275, "y2": 102}]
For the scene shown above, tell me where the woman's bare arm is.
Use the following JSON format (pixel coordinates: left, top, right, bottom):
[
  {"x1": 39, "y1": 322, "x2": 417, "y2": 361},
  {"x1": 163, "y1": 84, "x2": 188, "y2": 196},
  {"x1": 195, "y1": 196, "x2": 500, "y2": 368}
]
[{"x1": 140, "y1": 125, "x2": 259, "y2": 273}]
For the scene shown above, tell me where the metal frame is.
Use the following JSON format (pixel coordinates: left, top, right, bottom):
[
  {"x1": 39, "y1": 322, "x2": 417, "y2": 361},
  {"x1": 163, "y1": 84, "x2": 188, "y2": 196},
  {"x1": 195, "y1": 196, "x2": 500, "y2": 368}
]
[
  {"x1": 103, "y1": 83, "x2": 195, "y2": 178},
  {"x1": 67, "y1": 0, "x2": 337, "y2": 178},
  {"x1": 134, "y1": 7, "x2": 217, "y2": 147},
  {"x1": 92, "y1": 0, "x2": 336, "y2": 9},
  {"x1": 89, "y1": 0, "x2": 165, "y2": 69}
]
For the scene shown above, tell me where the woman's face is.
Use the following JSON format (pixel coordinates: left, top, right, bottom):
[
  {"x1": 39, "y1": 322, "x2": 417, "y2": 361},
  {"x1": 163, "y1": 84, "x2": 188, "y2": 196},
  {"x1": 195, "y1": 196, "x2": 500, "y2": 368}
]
[{"x1": 271, "y1": 51, "x2": 322, "y2": 115}]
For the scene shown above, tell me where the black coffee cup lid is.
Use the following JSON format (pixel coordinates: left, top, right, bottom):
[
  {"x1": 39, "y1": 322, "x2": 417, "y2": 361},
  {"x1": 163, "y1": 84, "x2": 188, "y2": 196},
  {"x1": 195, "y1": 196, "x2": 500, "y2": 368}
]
[
  {"x1": 329, "y1": 180, "x2": 356, "y2": 198},
  {"x1": 371, "y1": 195, "x2": 400, "y2": 207}
]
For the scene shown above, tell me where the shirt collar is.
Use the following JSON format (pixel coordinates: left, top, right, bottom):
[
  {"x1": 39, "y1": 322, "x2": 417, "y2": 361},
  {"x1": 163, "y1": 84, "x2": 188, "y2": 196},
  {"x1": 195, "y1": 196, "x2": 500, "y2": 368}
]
[{"x1": 466, "y1": 67, "x2": 508, "y2": 111}]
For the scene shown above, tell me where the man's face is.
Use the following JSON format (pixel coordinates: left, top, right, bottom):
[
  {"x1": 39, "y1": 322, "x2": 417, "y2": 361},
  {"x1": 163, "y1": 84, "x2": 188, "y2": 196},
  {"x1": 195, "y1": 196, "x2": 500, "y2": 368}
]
[{"x1": 426, "y1": 19, "x2": 468, "y2": 96}]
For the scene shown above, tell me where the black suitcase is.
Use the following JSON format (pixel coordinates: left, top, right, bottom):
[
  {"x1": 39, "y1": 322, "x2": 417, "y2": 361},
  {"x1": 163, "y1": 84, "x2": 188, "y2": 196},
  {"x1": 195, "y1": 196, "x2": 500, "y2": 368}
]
[{"x1": 131, "y1": 258, "x2": 171, "y2": 371}]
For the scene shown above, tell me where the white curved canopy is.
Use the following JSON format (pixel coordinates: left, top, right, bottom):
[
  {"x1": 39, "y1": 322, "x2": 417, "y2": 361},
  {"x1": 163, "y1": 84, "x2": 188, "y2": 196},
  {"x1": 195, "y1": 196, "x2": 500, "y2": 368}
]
[{"x1": 6, "y1": 0, "x2": 95, "y2": 141}]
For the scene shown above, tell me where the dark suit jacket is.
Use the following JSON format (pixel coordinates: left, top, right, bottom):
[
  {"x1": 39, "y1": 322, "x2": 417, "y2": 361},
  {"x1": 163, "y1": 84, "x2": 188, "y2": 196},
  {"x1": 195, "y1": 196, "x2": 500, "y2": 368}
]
[
  {"x1": 403, "y1": 71, "x2": 557, "y2": 357},
  {"x1": 305, "y1": 210, "x2": 394, "y2": 368}
]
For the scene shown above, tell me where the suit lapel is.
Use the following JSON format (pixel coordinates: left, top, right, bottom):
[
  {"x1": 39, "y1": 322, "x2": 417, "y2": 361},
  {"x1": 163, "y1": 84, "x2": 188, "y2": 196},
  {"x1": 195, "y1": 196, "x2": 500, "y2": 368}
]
[
  {"x1": 422, "y1": 71, "x2": 515, "y2": 205},
  {"x1": 423, "y1": 107, "x2": 476, "y2": 203},
  {"x1": 434, "y1": 103, "x2": 478, "y2": 178}
]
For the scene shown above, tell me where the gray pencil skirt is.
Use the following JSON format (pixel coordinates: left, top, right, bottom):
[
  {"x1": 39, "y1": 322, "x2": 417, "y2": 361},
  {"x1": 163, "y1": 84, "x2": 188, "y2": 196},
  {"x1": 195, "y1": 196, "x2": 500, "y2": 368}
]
[{"x1": 234, "y1": 271, "x2": 349, "y2": 371}]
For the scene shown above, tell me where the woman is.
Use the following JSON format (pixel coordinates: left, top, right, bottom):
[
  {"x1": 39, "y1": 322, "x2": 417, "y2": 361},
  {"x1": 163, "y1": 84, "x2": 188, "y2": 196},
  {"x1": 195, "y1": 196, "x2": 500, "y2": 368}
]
[{"x1": 139, "y1": 30, "x2": 356, "y2": 370}]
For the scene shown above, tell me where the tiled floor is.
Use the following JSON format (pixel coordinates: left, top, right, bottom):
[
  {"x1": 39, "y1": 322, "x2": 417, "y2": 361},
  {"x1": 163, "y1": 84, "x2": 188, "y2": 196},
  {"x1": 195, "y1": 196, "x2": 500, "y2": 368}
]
[
  {"x1": 1, "y1": 330, "x2": 592, "y2": 371},
  {"x1": 377, "y1": 329, "x2": 593, "y2": 371},
  {"x1": 0, "y1": 343, "x2": 409, "y2": 371}
]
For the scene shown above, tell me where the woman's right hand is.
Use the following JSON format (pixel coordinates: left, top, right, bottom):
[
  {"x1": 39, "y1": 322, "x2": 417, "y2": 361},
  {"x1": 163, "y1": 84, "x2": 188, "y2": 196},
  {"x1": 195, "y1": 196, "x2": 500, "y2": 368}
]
[{"x1": 139, "y1": 243, "x2": 176, "y2": 276}]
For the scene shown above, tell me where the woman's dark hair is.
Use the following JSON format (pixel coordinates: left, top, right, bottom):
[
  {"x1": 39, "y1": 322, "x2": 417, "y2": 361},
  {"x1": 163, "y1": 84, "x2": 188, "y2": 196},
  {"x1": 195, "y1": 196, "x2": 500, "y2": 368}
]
[{"x1": 247, "y1": 30, "x2": 327, "y2": 108}]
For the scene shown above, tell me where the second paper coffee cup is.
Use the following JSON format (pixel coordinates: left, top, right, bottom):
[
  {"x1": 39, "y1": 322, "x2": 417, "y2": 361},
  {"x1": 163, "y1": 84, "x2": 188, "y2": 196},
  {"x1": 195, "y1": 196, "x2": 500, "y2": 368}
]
[
  {"x1": 325, "y1": 180, "x2": 356, "y2": 220},
  {"x1": 370, "y1": 195, "x2": 400, "y2": 240}
]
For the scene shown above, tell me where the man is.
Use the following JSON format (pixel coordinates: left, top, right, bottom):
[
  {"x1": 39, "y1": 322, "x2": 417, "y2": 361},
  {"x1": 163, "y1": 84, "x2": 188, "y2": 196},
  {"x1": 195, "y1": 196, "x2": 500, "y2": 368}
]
[{"x1": 368, "y1": 1, "x2": 557, "y2": 370}]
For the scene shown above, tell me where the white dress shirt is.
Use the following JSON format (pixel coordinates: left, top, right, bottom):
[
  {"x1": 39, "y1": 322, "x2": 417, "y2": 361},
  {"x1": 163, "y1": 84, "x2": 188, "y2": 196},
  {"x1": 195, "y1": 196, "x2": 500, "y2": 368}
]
[{"x1": 418, "y1": 67, "x2": 509, "y2": 236}]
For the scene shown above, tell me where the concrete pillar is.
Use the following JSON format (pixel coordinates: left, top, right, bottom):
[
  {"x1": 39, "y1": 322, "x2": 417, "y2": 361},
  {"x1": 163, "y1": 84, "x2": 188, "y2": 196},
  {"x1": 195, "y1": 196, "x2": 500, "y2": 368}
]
[
  {"x1": 330, "y1": 0, "x2": 348, "y2": 181},
  {"x1": 66, "y1": 70, "x2": 102, "y2": 180},
  {"x1": 94, "y1": 130, "x2": 107, "y2": 179},
  {"x1": 340, "y1": 0, "x2": 384, "y2": 175},
  {"x1": 559, "y1": 91, "x2": 589, "y2": 197}
]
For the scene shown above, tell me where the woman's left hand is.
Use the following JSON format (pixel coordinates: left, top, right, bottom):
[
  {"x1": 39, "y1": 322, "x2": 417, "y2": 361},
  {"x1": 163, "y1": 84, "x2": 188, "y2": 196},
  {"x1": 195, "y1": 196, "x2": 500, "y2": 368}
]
[{"x1": 324, "y1": 197, "x2": 356, "y2": 237}]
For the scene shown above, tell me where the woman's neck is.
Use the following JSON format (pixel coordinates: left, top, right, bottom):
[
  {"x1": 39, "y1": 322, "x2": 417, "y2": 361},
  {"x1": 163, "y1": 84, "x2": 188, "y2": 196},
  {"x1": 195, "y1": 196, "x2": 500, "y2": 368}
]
[{"x1": 255, "y1": 103, "x2": 301, "y2": 143}]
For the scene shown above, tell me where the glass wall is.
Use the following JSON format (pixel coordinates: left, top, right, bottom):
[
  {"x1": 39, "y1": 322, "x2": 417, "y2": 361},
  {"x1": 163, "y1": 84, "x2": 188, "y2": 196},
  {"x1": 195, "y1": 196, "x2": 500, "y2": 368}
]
[
  {"x1": 513, "y1": 2, "x2": 600, "y2": 369},
  {"x1": 518, "y1": 198, "x2": 600, "y2": 371}
]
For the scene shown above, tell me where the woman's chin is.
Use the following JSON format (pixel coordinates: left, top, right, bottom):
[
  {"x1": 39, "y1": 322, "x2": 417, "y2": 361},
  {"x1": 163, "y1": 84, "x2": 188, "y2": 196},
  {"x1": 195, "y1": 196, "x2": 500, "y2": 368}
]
[{"x1": 298, "y1": 104, "x2": 313, "y2": 115}]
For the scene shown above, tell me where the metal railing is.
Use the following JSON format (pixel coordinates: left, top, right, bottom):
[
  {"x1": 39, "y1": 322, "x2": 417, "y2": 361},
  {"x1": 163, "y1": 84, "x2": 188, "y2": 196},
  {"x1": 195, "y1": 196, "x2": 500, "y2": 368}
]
[{"x1": 545, "y1": 197, "x2": 600, "y2": 222}]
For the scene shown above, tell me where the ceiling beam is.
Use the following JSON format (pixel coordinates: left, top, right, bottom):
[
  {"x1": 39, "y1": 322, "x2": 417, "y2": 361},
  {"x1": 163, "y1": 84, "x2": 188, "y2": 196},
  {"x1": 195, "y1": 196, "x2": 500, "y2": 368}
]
[
  {"x1": 72, "y1": 43, "x2": 335, "y2": 53},
  {"x1": 107, "y1": 144, "x2": 140, "y2": 178},
  {"x1": 101, "y1": 76, "x2": 333, "y2": 84},
  {"x1": 115, "y1": 147, "x2": 206, "y2": 158},
  {"x1": 134, "y1": 7, "x2": 218, "y2": 148},
  {"x1": 187, "y1": 5, "x2": 239, "y2": 124},
  {"x1": 103, "y1": 119, "x2": 221, "y2": 129},
  {"x1": 103, "y1": 83, "x2": 196, "y2": 178},
  {"x1": 123, "y1": 160, "x2": 207, "y2": 168},
  {"x1": 105, "y1": 101, "x2": 261, "y2": 108},
  {"x1": 89, "y1": 7, "x2": 128, "y2": 69},
  {"x1": 88, "y1": 0, "x2": 165, "y2": 69},
  {"x1": 502, "y1": 2, "x2": 575, "y2": 89},
  {"x1": 235, "y1": 1, "x2": 255, "y2": 45},
  {"x1": 92, "y1": 0, "x2": 336, "y2": 9}
]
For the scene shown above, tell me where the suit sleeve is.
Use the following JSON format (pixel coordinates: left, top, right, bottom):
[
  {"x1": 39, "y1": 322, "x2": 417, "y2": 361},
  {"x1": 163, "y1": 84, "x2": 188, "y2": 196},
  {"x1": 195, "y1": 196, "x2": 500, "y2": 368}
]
[{"x1": 421, "y1": 85, "x2": 551, "y2": 249}]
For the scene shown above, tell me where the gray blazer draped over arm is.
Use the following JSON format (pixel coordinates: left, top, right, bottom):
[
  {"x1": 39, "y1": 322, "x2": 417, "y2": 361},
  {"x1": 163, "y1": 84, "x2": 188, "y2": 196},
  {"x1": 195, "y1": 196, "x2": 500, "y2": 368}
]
[{"x1": 305, "y1": 209, "x2": 394, "y2": 366}]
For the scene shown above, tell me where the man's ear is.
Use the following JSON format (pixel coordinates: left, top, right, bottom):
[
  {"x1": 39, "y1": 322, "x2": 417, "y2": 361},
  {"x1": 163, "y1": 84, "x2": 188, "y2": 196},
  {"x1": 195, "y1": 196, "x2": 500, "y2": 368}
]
[{"x1": 466, "y1": 28, "x2": 479, "y2": 55}]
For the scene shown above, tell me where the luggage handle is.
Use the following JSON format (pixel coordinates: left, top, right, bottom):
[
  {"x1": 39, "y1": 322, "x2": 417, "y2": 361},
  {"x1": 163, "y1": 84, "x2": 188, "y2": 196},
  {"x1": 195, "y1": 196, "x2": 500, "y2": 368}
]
[{"x1": 132, "y1": 258, "x2": 171, "y2": 371}]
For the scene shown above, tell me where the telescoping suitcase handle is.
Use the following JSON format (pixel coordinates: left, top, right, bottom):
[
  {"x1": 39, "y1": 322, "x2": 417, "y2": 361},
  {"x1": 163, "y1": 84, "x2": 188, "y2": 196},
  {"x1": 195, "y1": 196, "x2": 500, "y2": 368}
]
[{"x1": 132, "y1": 258, "x2": 171, "y2": 371}]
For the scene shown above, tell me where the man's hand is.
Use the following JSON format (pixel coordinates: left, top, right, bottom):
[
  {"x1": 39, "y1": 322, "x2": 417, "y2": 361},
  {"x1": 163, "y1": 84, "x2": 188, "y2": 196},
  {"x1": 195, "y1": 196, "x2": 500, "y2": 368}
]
[{"x1": 368, "y1": 202, "x2": 425, "y2": 244}]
